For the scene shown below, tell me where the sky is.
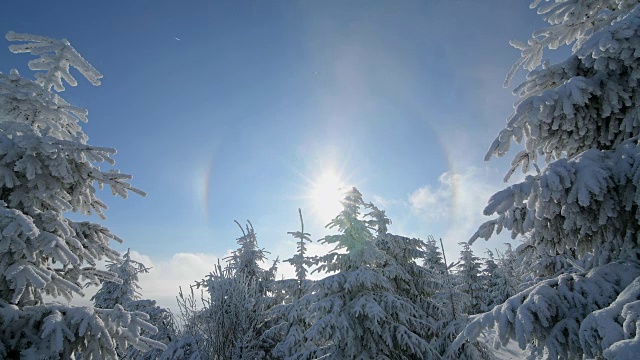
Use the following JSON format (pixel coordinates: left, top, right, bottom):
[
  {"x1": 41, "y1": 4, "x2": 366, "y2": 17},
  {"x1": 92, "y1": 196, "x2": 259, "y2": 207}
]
[{"x1": 1, "y1": 0, "x2": 547, "y2": 310}]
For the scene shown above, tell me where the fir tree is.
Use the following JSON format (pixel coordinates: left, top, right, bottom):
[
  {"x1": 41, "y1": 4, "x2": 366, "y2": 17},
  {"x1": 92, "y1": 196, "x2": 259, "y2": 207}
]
[
  {"x1": 455, "y1": 243, "x2": 483, "y2": 315},
  {"x1": 480, "y1": 249, "x2": 520, "y2": 311},
  {"x1": 92, "y1": 249, "x2": 149, "y2": 309},
  {"x1": 432, "y1": 242, "x2": 491, "y2": 360},
  {"x1": 278, "y1": 188, "x2": 439, "y2": 359},
  {"x1": 125, "y1": 299, "x2": 178, "y2": 360},
  {"x1": 226, "y1": 221, "x2": 277, "y2": 284},
  {"x1": 267, "y1": 210, "x2": 314, "y2": 359},
  {"x1": 0, "y1": 32, "x2": 163, "y2": 359},
  {"x1": 459, "y1": 2, "x2": 640, "y2": 358},
  {"x1": 423, "y1": 236, "x2": 446, "y2": 275},
  {"x1": 364, "y1": 202, "x2": 442, "y2": 319},
  {"x1": 284, "y1": 209, "x2": 313, "y2": 297},
  {"x1": 90, "y1": 251, "x2": 176, "y2": 360},
  {"x1": 189, "y1": 222, "x2": 278, "y2": 359}
]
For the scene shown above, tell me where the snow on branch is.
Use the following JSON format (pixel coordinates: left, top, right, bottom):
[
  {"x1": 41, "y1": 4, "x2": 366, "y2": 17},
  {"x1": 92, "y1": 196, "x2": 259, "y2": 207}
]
[
  {"x1": 455, "y1": 262, "x2": 640, "y2": 359},
  {"x1": 6, "y1": 31, "x2": 103, "y2": 92}
]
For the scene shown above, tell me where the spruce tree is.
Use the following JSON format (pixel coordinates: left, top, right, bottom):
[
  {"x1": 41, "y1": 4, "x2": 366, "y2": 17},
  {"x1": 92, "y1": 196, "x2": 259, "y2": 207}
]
[
  {"x1": 192, "y1": 221, "x2": 278, "y2": 359},
  {"x1": 459, "y1": 2, "x2": 640, "y2": 358},
  {"x1": 91, "y1": 250, "x2": 176, "y2": 360},
  {"x1": 423, "y1": 236, "x2": 446, "y2": 275},
  {"x1": 455, "y1": 243, "x2": 484, "y2": 315},
  {"x1": 431, "y1": 242, "x2": 491, "y2": 360},
  {"x1": 267, "y1": 210, "x2": 314, "y2": 359},
  {"x1": 125, "y1": 299, "x2": 177, "y2": 360},
  {"x1": 0, "y1": 32, "x2": 163, "y2": 359},
  {"x1": 92, "y1": 249, "x2": 149, "y2": 309},
  {"x1": 278, "y1": 188, "x2": 439, "y2": 359},
  {"x1": 284, "y1": 209, "x2": 313, "y2": 298}
]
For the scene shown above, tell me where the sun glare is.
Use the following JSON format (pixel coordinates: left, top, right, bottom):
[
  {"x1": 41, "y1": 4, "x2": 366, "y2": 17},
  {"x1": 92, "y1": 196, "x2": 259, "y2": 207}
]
[{"x1": 308, "y1": 171, "x2": 346, "y2": 224}]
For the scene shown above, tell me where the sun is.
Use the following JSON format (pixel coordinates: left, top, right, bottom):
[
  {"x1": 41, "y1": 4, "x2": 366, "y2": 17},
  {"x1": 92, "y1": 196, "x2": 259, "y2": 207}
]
[{"x1": 307, "y1": 170, "x2": 346, "y2": 224}]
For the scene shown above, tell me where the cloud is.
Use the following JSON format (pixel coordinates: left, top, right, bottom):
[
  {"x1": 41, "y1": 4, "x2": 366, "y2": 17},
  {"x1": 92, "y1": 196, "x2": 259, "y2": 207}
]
[
  {"x1": 68, "y1": 251, "x2": 232, "y2": 313},
  {"x1": 408, "y1": 172, "x2": 458, "y2": 219},
  {"x1": 125, "y1": 251, "x2": 230, "y2": 312},
  {"x1": 65, "y1": 166, "x2": 513, "y2": 314},
  {"x1": 403, "y1": 166, "x2": 516, "y2": 262},
  {"x1": 124, "y1": 243, "x2": 335, "y2": 313}
]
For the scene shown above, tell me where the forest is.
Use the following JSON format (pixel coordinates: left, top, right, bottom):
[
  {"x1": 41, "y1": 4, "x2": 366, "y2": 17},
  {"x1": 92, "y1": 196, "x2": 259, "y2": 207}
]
[{"x1": 1, "y1": 1, "x2": 640, "y2": 359}]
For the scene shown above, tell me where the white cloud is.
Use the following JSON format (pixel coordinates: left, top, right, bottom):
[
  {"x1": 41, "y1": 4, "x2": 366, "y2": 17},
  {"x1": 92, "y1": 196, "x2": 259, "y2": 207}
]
[
  {"x1": 408, "y1": 172, "x2": 458, "y2": 219},
  {"x1": 123, "y1": 242, "x2": 334, "y2": 314},
  {"x1": 404, "y1": 166, "x2": 516, "y2": 262},
  {"x1": 125, "y1": 251, "x2": 230, "y2": 313},
  {"x1": 65, "y1": 251, "x2": 233, "y2": 313}
]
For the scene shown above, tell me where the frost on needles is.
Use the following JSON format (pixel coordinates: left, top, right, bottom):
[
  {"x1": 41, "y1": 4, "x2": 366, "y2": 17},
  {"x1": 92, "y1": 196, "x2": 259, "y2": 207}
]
[
  {"x1": 0, "y1": 32, "x2": 163, "y2": 359},
  {"x1": 458, "y1": 2, "x2": 640, "y2": 359}
]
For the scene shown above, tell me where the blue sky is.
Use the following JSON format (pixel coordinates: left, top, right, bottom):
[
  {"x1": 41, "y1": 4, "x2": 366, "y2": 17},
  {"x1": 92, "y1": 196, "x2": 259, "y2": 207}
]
[{"x1": 1, "y1": 0, "x2": 546, "y2": 307}]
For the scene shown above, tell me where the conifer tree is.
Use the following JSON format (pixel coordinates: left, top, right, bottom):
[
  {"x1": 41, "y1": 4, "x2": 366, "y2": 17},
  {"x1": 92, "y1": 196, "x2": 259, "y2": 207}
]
[
  {"x1": 481, "y1": 249, "x2": 517, "y2": 311},
  {"x1": 92, "y1": 249, "x2": 149, "y2": 309},
  {"x1": 278, "y1": 188, "x2": 439, "y2": 359},
  {"x1": 365, "y1": 202, "x2": 443, "y2": 318},
  {"x1": 284, "y1": 209, "x2": 313, "y2": 297},
  {"x1": 455, "y1": 243, "x2": 484, "y2": 315},
  {"x1": 492, "y1": 245, "x2": 521, "y2": 301},
  {"x1": 430, "y1": 242, "x2": 491, "y2": 360},
  {"x1": 423, "y1": 236, "x2": 446, "y2": 275},
  {"x1": 0, "y1": 32, "x2": 163, "y2": 359},
  {"x1": 266, "y1": 210, "x2": 314, "y2": 359},
  {"x1": 90, "y1": 251, "x2": 176, "y2": 360},
  {"x1": 190, "y1": 221, "x2": 278, "y2": 359},
  {"x1": 125, "y1": 299, "x2": 177, "y2": 360},
  {"x1": 226, "y1": 221, "x2": 277, "y2": 283},
  {"x1": 458, "y1": 2, "x2": 640, "y2": 358}
]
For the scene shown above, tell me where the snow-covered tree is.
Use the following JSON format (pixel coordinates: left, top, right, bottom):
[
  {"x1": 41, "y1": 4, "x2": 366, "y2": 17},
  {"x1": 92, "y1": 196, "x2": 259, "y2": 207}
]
[
  {"x1": 277, "y1": 188, "x2": 440, "y2": 359},
  {"x1": 283, "y1": 209, "x2": 313, "y2": 297},
  {"x1": 125, "y1": 299, "x2": 177, "y2": 360},
  {"x1": 364, "y1": 201, "x2": 391, "y2": 236},
  {"x1": 169, "y1": 287, "x2": 206, "y2": 360},
  {"x1": 498, "y1": 243, "x2": 522, "y2": 288},
  {"x1": 455, "y1": 243, "x2": 483, "y2": 315},
  {"x1": 428, "y1": 242, "x2": 491, "y2": 360},
  {"x1": 159, "y1": 334, "x2": 202, "y2": 360},
  {"x1": 225, "y1": 220, "x2": 278, "y2": 287},
  {"x1": 0, "y1": 32, "x2": 163, "y2": 359},
  {"x1": 364, "y1": 202, "x2": 443, "y2": 317},
  {"x1": 181, "y1": 222, "x2": 279, "y2": 359},
  {"x1": 90, "y1": 251, "x2": 178, "y2": 360},
  {"x1": 90, "y1": 250, "x2": 168, "y2": 359},
  {"x1": 458, "y1": 2, "x2": 640, "y2": 358},
  {"x1": 480, "y1": 248, "x2": 520, "y2": 311},
  {"x1": 423, "y1": 235, "x2": 446, "y2": 275},
  {"x1": 197, "y1": 263, "x2": 267, "y2": 359},
  {"x1": 265, "y1": 210, "x2": 314, "y2": 359},
  {"x1": 92, "y1": 249, "x2": 149, "y2": 310}
]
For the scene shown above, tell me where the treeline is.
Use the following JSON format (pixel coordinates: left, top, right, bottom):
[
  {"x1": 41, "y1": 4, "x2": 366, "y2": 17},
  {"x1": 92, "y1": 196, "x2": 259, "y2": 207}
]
[{"x1": 97, "y1": 188, "x2": 525, "y2": 359}]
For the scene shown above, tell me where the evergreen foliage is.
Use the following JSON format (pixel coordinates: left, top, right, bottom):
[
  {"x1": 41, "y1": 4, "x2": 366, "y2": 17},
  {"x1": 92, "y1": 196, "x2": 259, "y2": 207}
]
[
  {"x1": 266, "y1": 210, "x2": 314, "y2": 359},
  {"x1": 284, "y1": 209, "x2": 313, "y2": 297},
  {"x1": 177, "y1": 222, "x2": 278, "y2": 359},
  {"x1": 460, "y1": 2, "x2": 640, "y2": 358},
  {"x1": 276, "y1": 188, "x2": 440, "y2": 359},
  {"x1": 0, "y1": 32, "x2": 162, "y2": 359},
  {"x1": 455, "y1": 243, "x2": 484, "y2": 315},
  {"x1": 92, "y1": 249, "x2": 149, "y2": 310}
]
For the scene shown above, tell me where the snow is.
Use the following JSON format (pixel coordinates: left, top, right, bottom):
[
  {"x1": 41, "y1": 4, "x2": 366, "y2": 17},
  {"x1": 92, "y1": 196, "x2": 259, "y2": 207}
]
[{"x1": 3, "y1": 1, "x2": 640, "y2": 359}]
